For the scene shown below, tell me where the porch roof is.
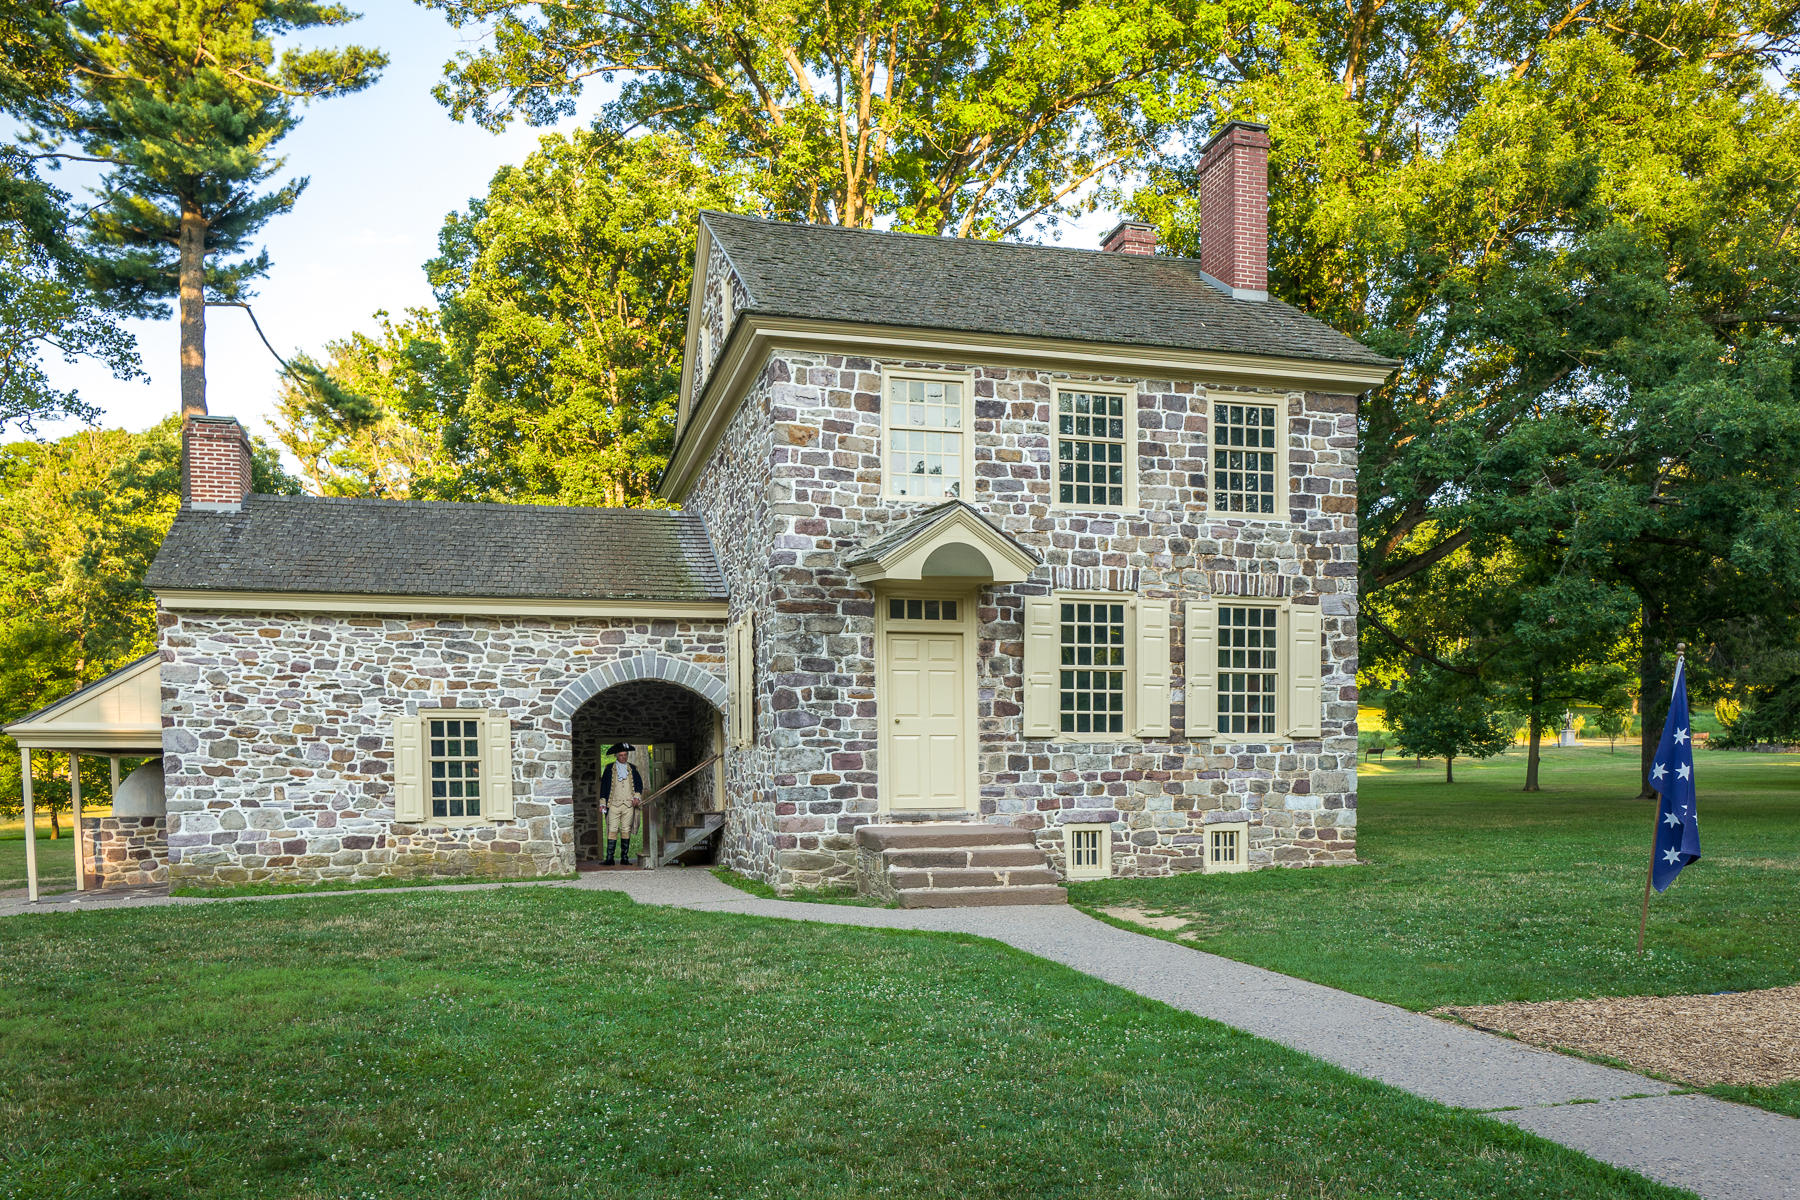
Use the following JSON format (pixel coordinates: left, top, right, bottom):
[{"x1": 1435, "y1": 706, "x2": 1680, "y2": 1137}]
[{"x1": 3, "y1": 653, "x2": 164, "y2": 753}]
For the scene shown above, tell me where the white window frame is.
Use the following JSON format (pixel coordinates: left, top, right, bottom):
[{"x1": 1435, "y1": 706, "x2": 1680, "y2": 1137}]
[
  {"x1": 1209, "y1": 395, "x2": 1291, "y2": 522},
  {"x1": 1064, "y1": 823, "x2": 1112, "y2": 880},
  {"x1": 1184, "y1": 598, "x2": 1323, "y2": 744},
  {"x1": 1205, "y1": 821, "x2": 1251, "y2": 873},
  {"x1": 1214, "y1": 601, "x2": 1285, "y2": 739},
  {"x1": 880, "y1": 367, "x2": 976, "y2": 503},
  {"x1": 1051, "y1": 383, "x2": 1139, "y2": 513}
]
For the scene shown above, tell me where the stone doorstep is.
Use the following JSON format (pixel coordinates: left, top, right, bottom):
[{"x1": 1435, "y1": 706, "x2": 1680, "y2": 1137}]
[
  {"x1": 895, "y1": 884, "x2": 1068, "y2": 909},
  {"x1": 883, "y1": 846, "x2": 1046, "y2": 870},
  {"x1": 854, "y1": 823, "x2": 1033, "y2": 852},
  {"x1": 889, "y1": 866, "x2": 1060, "y2": 891}
]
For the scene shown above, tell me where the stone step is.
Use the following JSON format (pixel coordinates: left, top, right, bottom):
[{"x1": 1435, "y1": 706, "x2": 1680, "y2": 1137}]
[
  {"x1": 888, "y1": 865, "x2": 1061, "y2": 891},
  {"x1": 854, "y1": 822, "x2": 1033, "y2": 853},
  {"x1": 894, "y1": 884, "x2": 1068, "y2": 909},
  {"x1": 883, "y1": 845, "x2": 1047, "y2": 871}
]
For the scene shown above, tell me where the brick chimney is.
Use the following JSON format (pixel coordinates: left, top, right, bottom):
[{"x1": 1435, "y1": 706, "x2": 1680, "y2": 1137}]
[
  {"x1": 181, "y1": 415, "x2": 253, "y2": 511},
  {"x1": 1197, "y1": 120, "x2": 1271, "y2": 301},
  {"x1": 1101, "y1": 220, "x2": 1157, "y2": 256}
]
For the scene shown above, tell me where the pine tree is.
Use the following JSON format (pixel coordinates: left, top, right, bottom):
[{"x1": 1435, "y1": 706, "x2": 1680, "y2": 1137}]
[{"x1": 64, "y1": 0, "x2": 385, "y2": 416}]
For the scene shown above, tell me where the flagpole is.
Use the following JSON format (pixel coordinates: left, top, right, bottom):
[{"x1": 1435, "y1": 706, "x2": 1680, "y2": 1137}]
[{"x1": 1639, "y1": 643, "x2": 1684, "y2": 954}]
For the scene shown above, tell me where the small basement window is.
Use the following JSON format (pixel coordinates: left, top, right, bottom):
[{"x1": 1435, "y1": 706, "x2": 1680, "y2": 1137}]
[
  {"x1": 1065, "y1": 824, "x2": 1111, "y2": 880},
  {"x1": 1206, "y1": 822, "x2": 1249, "y2": 873}
]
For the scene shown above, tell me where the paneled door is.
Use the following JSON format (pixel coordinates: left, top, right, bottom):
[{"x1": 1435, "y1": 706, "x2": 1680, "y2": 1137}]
[{"x1": 885, "y1": 631, "x2": 968, "y2": 811}]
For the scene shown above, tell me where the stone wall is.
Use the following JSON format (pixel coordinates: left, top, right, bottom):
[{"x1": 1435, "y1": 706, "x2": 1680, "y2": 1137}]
[
  {"x1": 81, "y1": 816, "x2": 168, "y2": 888},
  {"x1": 685, "y1": 354, "x2": 782, "y2": 884},
  {"x1": 158, "y1": 612, "x2": 727, "y2": 888},
  {"x1": 732, "y1": 348, "x2": 1358, "y2": 888}
]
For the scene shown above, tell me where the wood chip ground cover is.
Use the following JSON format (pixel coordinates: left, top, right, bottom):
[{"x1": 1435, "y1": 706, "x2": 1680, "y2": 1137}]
[{"x1": 1434, "y1": 984, "x2": 1800, "y2": 1088}]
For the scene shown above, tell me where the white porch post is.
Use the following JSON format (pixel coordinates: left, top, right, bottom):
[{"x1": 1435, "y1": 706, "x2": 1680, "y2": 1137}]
[
  {"x1": 21, "y1": 747, "x2": 37, "y2": 904},
  {"x1": 110, "y1": 755, "x2": 121, "y2": 792},
  {"x1": 70, "y1": 752, "x2": 85, "y2": 892}
]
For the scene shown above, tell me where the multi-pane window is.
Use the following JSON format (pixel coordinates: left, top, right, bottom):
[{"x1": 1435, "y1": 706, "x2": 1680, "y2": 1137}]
[
  {"x1": 887, "y1": 377, "x2": 965, "y2": 499},
  {"x1": 1213, "y1": 402, "x2": 1279, "y2": 515},
  {"x1": 1060, "y1": 600, "x2": 1127, "y2": 734},
  {"x1": 1217, "y1": 606, "x2": 1279, "y2": 735},
  {"x1": 1057, "y1": 390, "x2": 1128, "y2": 507},
  {"x1": 429, "y1": 717, "x2": 482, "y2": 818},
  {"x1": 1070, "y1": 827, "x2": 1103, "y2": 873},
  {"x1": 888, "y1": 598, "x2": 959, "y2": 621},
  {"x1": 1209, "y1": 825, "x2": 1244, "y2": 871}
]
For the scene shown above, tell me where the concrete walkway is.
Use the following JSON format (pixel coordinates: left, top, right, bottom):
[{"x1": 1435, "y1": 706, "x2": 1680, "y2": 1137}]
[{"x1": 7, "y1": 869, "x2": 1798, "y2": 1199}]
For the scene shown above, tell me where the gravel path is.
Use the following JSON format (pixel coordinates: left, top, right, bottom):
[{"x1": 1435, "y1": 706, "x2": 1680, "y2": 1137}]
[{"x1": 6, "y1": 869, "x2": 1799, "y2": 1199}]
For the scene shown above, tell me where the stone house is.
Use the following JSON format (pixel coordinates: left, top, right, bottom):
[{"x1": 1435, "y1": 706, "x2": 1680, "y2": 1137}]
[{"x1": 8, "y1": 121, "x2": 1395, "y2": 905}]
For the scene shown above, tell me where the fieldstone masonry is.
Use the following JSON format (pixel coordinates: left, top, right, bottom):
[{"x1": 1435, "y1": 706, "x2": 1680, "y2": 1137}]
[
  {"x1": 159, "y1": 612, "x2": 726, "y2": 887},
  {"x1": 685, "y1": 342, "x2": 1359, "y2": 892},
  {"x1": 81, "y1": 816, "x2": 169, "y2": 888}
]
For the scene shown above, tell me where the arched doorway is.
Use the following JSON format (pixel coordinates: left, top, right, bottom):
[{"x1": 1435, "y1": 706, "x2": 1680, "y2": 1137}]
[{"x1": 560, "y1": 667, "x2": 725, "y2": 869}]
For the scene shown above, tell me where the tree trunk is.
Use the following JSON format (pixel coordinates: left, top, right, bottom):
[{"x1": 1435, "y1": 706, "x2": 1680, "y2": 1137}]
[
  {"x1": 178, "y1": 200, "x2": 208, "y2": 418},
  {"x1": 1637, "y1": 602, "x2": 1666, "y2": 798},
  {"x1": 1444, "y1": 756, "x2": 1455, "y2": 784},
  {"x1": 1524, "y1": 674, "x2": 1543, "y2": 792},
  {"x1": 49, "y1": 805, "x2": 59, "y2": 839}
]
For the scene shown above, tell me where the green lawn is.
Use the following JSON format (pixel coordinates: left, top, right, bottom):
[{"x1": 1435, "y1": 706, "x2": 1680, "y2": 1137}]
[
  {"x1": 1071, "y1": 746, "x2": 1800, "y2": 1010},
  {"x1": 0, "y1": 889, "x2": 1687, "y2": 1199},
  {"x1": 0, "y1": 825, "x2": 77, "y2": 894}
]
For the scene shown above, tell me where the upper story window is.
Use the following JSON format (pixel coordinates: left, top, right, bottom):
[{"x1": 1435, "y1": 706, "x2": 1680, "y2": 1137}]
[
  {"x1": 884, "y1": 371, "x2": 971, "y2": 500},
  {"x1": 1055, "y1": 387, "x2": 1134, "y2": 510},
  {"x1": 1212, "y1": 401, "x2": 1282, "y2": 516}
]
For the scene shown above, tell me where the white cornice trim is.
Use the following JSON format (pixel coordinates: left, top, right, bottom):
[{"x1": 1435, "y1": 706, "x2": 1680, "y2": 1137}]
[
  {"x1": 153, "y1": 590, "x2": 730, "y2": 620},
  {"x1": 7, "y1": 727, "x2": 165, "y2": 752},
  {"x1": 675, "y1": 221, "x2": 714, "y2": 429},
  {"x1": 662, "y1": 315, "x2": 1397, "y2": 499}
]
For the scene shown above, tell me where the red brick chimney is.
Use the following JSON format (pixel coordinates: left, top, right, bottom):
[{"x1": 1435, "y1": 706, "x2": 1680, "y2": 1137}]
[
  {"x1": 1197, "y1": 120, "x2": 1271, "y2": 300},
  {"x1": 1101, "y1": 220, "x2": 1157, "y2": 256},
  {"x1": 181, "y1": 415, "x2": 253, "y2": 511}
]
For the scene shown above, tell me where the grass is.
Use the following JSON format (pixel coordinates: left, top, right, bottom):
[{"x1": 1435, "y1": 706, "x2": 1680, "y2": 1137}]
[
  {"x1": 0, "y1": 826, "x2": 77, "y2": 895},
  {"x1": 709, "y1": 866, "x2": 890, "y2": 907},
  {"x1": 1070, "y1": 746, "x2": 1800, "y2": 1011},
  {"x1": 1706, "y1": 1081, "x2": 1800, "y2": 1120},
  {"x1": 169, "y1": 872, "x2": 579, "y2": 899},
  {"x1": 0, "y1": 888, "x2": 1688, "y2": 1200}
]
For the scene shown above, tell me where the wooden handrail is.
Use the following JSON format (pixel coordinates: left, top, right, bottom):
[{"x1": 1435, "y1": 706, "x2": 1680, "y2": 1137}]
[{"x1": 643, "y1": 752, "x2": 721, "y2": 807}]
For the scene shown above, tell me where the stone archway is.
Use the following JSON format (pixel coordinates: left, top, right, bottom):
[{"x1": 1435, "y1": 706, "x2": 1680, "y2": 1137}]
[
  {"x1": 551, "y1": 651, "x2": 728, "y2": 723},
  {"x1": 556, "y1": 655, "x2": 727, "y2": 867}
]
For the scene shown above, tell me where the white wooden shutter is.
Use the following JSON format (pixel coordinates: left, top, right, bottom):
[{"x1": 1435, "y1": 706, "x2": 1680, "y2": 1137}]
[
  {"x1": 393, "y1": 714, "x2": 425, "y2": 822},
  {"x1": 484, "y1": 711, "x2": 515, "y2": 820},
  {"x1": 1134, "y1": 599, "x2": 1172, "y2": 739},
  {"x1": 1022, "y1": 596, "x2": 1059, "y2": 738},
  {"x1": 730, "y1": 614, "x2": 755, "y2": 748},
  {"x1": 1185, "y1": 599, "x2": 1218, "y2": 738},
  {"x1": 1287, "y1": 605, "x2": 1324, "y2": 739}
]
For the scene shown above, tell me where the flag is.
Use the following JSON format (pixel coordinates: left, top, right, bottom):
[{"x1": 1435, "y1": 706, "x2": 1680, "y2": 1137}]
[{"x1": 1649, "y1": 659, "x2": 1701, "y2": 892}]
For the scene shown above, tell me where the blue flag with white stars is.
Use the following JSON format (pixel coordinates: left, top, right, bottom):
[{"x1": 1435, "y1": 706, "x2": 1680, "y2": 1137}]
[{"x1": 1649, "y1": 659, "x2": 1701, "y2": 892}]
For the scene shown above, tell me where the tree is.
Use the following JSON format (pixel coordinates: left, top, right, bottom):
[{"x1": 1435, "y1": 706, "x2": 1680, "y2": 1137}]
[
  {"x1": 1138, "y1": 6, "x2": 1800, "y2": 797},
  {"x1": 0, "y1": 0, "x2": 140, "y2": 432},
  {"x1": 62, "y1": 0, "x2": 385, "y2": 417},
  {"x1": 422, "y1": 0, "x2": 1242, "y2": 236},
  {"x1": 272, "y1": 310, "x2": 457, "y2": 499},
  {"x1": 0, "y1": 419, "x2": 298, "y2": 820},
  {"x1": 1589, "y1": 707, "x2": 1630, "y2": 753},
  {"x1": 1384, "y1": 665, "x2": 1514, "y2": 783}
]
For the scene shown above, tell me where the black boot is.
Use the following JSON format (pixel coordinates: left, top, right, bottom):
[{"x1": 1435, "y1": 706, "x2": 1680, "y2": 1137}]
[
  {"x1": 618, "y1": 836, "x2": 631, "y2": 866},
  {"x1": 603, "y1": 839, "x2": 616, "y2": 866}
]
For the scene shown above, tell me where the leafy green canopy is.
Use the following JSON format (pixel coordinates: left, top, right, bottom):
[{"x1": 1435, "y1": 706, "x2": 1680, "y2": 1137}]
[
  {"x1": 0, "y1": 420, "x2": 297, "y2": 815},
  {"x1": 422, "y1": 0, "x2": 1248, "y2": 235},
  {"x1": 0, "y1": 0, "x2": 140, "y2": 432},
  {"x1": 63, "y1": 0, "x2": 385, "y2": 414},
  {"x1": 276, "y1": 130, "x2": 742, "y2": 505}
]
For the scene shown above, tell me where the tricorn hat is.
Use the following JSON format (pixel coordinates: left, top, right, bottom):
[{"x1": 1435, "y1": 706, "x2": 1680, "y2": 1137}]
[{"x1": 607, "y1": 743, "x2": 635, "y2": 756}]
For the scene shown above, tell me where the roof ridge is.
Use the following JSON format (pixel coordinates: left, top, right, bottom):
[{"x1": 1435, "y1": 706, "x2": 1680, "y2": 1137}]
[{"x1": 248, "y1": 494, "x2": 697, "y2": 518}]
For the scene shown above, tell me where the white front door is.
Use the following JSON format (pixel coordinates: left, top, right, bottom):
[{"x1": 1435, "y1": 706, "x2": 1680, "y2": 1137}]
[{"x1": 886, "y1": 630, "x2": 968, "y2": 811}]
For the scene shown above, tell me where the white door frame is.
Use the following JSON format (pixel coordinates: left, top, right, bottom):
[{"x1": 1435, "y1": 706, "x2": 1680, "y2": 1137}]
[{"x1": 875, "y1": 585, "x2": 980, "y2": 815}]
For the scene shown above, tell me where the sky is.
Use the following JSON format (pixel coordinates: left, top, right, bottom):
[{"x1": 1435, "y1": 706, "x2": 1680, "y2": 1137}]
[{"x1": 33, "y1": 3, "x2": 1121, "y2": 453}]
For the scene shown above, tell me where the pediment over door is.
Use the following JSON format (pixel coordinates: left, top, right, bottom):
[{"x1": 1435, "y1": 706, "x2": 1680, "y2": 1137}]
[{"x1": 846, "y1": 501, "x2": 1041, "y2": 585}]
